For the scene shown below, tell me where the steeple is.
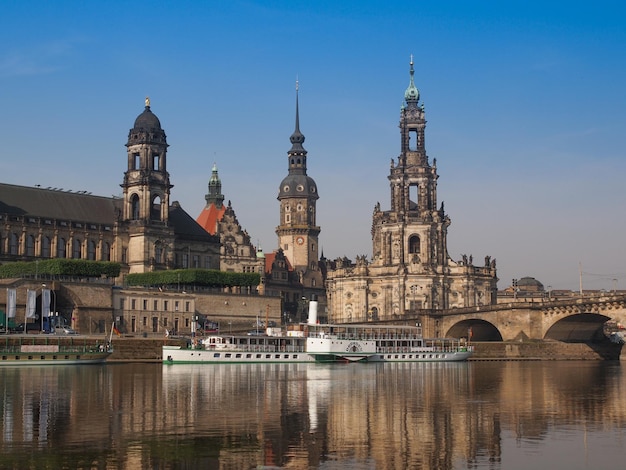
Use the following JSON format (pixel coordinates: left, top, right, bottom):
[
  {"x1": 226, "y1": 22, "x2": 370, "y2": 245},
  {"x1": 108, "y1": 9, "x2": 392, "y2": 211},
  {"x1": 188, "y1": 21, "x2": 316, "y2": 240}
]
[
  {"x1": 404, "y1": 54, "x2": 420, "y2": 105},
  {"x1": 287, "y1": 81, "x2": 307, "y2": 174},
  {"x1": 276, "y1": 80, "x2": 321, "y2": 283},
  {"x1": 205, "y1": 163, "x2": 224, "y2": 209}
]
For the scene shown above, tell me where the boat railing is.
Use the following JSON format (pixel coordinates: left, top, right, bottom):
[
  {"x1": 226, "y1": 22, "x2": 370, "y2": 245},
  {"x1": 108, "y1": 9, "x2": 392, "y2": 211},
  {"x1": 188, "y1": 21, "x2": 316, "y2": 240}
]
[{"x1": 203, "y1": 344, "x2": 306, "y2": 353}]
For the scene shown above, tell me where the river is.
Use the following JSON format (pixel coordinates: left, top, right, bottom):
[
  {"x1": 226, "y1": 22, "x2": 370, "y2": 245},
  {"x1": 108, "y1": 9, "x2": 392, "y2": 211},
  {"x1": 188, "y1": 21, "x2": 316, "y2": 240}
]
[{"x1": 0, "y1": 361, "x2": 624, "y2": 469}]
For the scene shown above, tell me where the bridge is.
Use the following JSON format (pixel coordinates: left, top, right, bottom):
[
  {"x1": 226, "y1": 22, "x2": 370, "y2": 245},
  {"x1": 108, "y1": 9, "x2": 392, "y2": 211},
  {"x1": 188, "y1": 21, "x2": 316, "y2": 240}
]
[{"x1": 396, "y1": 293, "x2": 626, "y2": 342}]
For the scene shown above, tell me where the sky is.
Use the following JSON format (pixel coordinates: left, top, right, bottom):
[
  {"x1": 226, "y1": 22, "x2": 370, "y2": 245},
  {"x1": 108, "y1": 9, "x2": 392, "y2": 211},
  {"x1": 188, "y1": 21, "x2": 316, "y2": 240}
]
[{"x1": 1, "y1": 0, "x2": 625, "y2": 291}]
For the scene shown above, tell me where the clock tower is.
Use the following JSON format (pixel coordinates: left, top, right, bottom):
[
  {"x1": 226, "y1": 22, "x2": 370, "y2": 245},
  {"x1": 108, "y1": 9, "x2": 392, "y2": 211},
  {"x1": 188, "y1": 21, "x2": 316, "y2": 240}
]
[{"x1": 276, "y1": 84, "x2": 323, "y2": 289}]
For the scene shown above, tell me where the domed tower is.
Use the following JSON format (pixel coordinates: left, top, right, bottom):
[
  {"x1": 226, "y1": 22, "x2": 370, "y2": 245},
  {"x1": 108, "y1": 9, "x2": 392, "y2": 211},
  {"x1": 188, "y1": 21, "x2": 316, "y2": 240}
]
[
  {"x1": 121, "y1": 98, "x2": 175, "y2": 273},
  {"x1": 122, "y1": 97, "x2": 172, "y2": 223},
  {"x1": 276, "y1": 84, "x2": 322, "y2": 288}
]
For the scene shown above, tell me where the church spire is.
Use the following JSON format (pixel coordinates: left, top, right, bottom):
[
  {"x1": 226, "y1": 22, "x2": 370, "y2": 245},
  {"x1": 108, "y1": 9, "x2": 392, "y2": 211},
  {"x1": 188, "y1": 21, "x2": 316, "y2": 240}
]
[
  {"x1": 404, "y1": 54, "x2": 420, "y2": 104},
  {"x1": 289, "y1": 79, "x2": 306, "y2": 155}
]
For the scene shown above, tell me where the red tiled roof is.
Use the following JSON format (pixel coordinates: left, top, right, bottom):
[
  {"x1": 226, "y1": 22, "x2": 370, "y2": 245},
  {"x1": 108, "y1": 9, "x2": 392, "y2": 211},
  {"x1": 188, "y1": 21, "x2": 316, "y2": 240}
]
[
  {"x1": 265, "y1": 251, "x2": 294, "y2": 274},
  {"x1": 196, "y1": 204, "x2": 226, "y2": 235}
]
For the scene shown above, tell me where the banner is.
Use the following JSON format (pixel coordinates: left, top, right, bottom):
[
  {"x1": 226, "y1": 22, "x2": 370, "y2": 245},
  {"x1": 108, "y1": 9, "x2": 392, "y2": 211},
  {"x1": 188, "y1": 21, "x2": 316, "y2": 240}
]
[
  {"x1": 6, "y1": 288, "x2": 16, "y2": 318},
  {"x1": 26, "y1": 289, "x2": 37, "y2": 318},
  {"x1": 41, "y1": 289, "x2": 51, "y2": 318}
]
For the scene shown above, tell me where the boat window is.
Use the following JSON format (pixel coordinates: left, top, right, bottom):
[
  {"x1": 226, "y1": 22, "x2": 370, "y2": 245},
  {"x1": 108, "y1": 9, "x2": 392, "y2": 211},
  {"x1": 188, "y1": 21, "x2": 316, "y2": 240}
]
[
  {"x1": 293, "y1": 355, "x2": 298, "y2": 359},
  {"x1": 213, "y1": 353, "x2": 220, "y2": 358},
  {"x1": 256, "y1": 354, "x2": 261, "y2": 358},
  {"x1": 265, "y1": 354, "x2": 271, "y2": 359},
  {"x1": 246, "y1": 354, "x2": 252, "y2": 358},
  {"x1": 225, "y1": 354, "x2": 231, "y2": 358},
  {"x1": 235, "y1": 354, "x2": 242, "y2": 358}
]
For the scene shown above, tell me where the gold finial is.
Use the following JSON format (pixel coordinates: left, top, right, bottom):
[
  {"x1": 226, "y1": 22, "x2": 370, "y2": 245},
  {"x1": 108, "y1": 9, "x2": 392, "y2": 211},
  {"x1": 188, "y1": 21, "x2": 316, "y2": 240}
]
[{"x1": 145, "y1": 96, "x2": 150, "y2": 107}]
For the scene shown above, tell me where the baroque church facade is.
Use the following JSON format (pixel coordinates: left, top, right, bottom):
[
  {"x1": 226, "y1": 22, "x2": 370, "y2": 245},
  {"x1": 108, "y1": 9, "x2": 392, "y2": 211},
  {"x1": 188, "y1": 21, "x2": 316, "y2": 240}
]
[{"x1": 325, "y1": 60, "x2": 498, "y2": 325}]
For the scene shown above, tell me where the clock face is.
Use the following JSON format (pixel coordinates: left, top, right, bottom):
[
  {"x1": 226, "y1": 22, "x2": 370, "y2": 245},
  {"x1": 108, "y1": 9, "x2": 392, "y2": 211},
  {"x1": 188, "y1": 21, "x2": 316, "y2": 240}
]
[{"x1": 296, "y1": 236, "x2": 304, "y2": 245}]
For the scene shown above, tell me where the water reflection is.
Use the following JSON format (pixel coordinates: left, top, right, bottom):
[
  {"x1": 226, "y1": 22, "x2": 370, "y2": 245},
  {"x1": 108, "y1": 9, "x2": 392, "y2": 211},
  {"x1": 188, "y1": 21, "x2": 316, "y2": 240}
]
[{"x1": 0, "y1": 362, "x2": 624, "y2": 469}]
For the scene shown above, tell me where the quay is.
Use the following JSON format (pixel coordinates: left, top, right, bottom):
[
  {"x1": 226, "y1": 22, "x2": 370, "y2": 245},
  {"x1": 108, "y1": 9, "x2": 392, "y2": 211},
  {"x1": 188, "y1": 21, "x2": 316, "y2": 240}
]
[{"x1": 102, "y1": 336, "x2": 624, "y2": 362}]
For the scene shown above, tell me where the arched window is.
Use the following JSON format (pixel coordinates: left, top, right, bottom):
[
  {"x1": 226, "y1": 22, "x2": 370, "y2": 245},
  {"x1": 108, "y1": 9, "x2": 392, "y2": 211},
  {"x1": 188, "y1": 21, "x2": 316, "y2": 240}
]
[
  {"x1": 57, "y1": 237, "x2": 66, "y2": 258},
  {"x1": 87, "y1": 240, "x2": 96, "y2": 260},
  {"x1": 72, "y1": 239, "x2": 82, "y2": 259},
  {"x1": 102, "y1": 242, "x2": 110, "y2": 261},
  {"x1": 408, "y1": 235, "x2": 420, "y2": 254},
  {"x1": 131, "y1": 194, "x2": 140, "y2": 220},
  {"x1": 42, "y1": 236, "x2": 51, "y2": 258},
  {"x1": 155, "y1": 245, "x2": 163, "y2": 264},
  {"x1": 26, "y1": 235, "x2": 35, "y2": 256},
  {"x1": 9, "y1": 233, "x2": 19, "y2": 255},
  {"x1": 151, "y1": 194, "x2": 161, "y2": 221}
]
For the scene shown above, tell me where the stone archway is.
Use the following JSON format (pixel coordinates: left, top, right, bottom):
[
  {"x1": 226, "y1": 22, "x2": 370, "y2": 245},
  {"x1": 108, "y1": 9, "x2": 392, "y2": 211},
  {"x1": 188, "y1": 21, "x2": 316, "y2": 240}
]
[
  {"x1": 544, "y1": 313, "x2": 611, "y2": 342},
  {"x1": 446, "y1": 319, "x2": 503, "y2": 341}
]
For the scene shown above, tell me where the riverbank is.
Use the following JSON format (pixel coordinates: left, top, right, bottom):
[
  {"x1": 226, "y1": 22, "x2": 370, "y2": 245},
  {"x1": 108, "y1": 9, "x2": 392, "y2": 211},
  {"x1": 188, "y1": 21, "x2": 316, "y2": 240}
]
[
  {"x1": 106, "y1": 337, "x2": 624, "y2": 362},
  {"x1": 3, "y1": 335, "x2": 622, "y2": 362}
]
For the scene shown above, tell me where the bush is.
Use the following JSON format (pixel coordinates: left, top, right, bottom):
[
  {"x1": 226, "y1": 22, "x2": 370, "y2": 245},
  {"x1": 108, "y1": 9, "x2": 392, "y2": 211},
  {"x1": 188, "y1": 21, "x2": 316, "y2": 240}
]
[
  {"x1": 0, "y1": 259, "x2": 121, "y2": 278},
  {"x1": 125, "y1": 269, "x2": 260, "y2": 288}
]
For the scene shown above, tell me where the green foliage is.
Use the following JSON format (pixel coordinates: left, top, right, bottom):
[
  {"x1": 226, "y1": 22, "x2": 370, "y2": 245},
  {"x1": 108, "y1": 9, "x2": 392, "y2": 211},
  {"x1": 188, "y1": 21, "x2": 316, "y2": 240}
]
[
  {"x1": 125, "y1": 269, "x2": 261, "y2": 288},
  {"x1": 0, "y1": 259, "x2": 121, "y2": 278}
]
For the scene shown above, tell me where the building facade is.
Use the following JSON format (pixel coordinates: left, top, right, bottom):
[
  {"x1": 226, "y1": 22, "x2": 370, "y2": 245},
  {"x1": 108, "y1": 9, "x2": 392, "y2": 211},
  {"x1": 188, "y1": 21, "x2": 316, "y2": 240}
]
[
  {"x1": 0, "y1": 99, "x2": 222, "y2": 332},
  {"x1": 326, "y1": 60, "x2": 498, "y2": 323},
  {"x1": 196, "y1": 163, "x2": 264, "y2": 285}
]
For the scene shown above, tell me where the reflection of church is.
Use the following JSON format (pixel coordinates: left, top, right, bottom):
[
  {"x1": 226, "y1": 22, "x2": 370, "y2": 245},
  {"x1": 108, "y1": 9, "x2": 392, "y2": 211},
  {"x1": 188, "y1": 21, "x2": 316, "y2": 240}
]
[{"x1": 325, "y1": 59, "x2": 498, "y2": 324}]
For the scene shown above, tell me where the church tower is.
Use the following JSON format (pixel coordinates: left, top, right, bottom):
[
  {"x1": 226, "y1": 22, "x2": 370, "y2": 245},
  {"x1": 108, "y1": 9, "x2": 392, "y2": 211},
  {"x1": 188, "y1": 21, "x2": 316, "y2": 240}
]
[
  {"x1": 121, "y1": 98, "x2": 175, "y2": 273},
  {"x1": 276, "y1": 84, "x2": 323, "y2": 289},
  {"x1": 372, "y1": 56, "x2": 449, "y2": 269},
  {"x1": 326, "y1": 59, "x2": 497, "y2": 326}
]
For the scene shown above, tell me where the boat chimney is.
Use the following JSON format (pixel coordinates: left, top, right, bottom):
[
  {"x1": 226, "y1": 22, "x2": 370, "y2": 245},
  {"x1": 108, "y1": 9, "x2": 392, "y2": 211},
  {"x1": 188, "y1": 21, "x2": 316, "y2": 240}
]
[{"x1": 307, "y1": 294, "x2": 318, "y2": 325}]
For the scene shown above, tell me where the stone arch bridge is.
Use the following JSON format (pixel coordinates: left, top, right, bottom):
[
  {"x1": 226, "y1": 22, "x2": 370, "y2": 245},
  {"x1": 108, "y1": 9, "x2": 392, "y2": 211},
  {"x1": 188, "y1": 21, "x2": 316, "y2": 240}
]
[{"x1": 396, "y1": 294, "x2": 626, "y2": 342}]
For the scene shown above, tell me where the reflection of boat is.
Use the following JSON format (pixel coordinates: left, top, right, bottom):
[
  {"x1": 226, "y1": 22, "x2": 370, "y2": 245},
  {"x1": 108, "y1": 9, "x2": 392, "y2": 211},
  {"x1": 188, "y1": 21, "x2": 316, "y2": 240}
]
[
  {"x1": 163, "y1": 323, "x2": 473, "y2": 364},
  {"x1": 1, "y1": 337, "x2": 112, "y2": 365}
]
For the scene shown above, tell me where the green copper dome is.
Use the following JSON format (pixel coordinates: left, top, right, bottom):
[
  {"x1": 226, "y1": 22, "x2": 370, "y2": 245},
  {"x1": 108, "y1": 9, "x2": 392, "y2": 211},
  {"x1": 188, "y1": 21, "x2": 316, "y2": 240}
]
[{"x1": 404, "y1": 56, "x2": 420, "y2": 103}]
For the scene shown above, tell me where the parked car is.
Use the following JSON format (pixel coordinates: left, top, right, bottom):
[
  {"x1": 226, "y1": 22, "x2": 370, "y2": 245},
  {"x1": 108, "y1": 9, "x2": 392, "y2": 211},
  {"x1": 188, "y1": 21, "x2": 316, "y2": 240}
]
[
  {"x1": 11, "y1": 323, "x2": 41, "y2": 333},
  {"x1": 55, "y1": 326, "x2": 78, "y2": 335}
]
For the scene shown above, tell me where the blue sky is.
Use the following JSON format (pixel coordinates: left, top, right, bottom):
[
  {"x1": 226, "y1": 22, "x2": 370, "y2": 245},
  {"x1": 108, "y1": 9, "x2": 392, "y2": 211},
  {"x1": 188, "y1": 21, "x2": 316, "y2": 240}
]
[{"x1": 1, "y1": 1, "x2": 625, "y2": 291}]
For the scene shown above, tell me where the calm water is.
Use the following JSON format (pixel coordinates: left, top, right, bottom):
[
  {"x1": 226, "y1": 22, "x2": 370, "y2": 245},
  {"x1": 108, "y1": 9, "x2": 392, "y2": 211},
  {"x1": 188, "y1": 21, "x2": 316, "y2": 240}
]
[{"x1": 0, "y1": 361, "x2": 624, "y2": 469}]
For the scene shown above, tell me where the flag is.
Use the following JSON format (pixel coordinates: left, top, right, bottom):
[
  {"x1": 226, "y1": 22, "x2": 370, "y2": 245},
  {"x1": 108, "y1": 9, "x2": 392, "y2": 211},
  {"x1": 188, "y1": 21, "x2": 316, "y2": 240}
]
[
  {"x1": 41, "y1": 289, "x2": 51, "y2": 318},
  {"x1": 6, "y1": 288, "x2": 17, "y2": 318},
  {"x1": 113, "y1": 325, "x2": 121, "y2": 336},
  {"x1": 26, "y1": 289, "x2": 37, "y2": 318}
]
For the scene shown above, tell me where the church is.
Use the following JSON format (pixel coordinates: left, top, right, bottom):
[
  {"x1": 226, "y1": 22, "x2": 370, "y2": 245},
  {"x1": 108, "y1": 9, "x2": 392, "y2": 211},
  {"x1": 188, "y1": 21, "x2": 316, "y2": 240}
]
[
  {"x1": 1, "y1": 61, "x2": 497, "y2": 332},
  {"x1": 325, "y1": 59, "x2": 498, "y2": 327},
  {"x1": 0, "y1": 98, "x2": 220, "y2": 275}
]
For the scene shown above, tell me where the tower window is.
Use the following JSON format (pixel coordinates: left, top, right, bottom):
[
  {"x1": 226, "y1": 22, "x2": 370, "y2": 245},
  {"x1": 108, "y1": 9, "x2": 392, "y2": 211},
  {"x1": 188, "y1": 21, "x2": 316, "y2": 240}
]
[
  {"x1": 151, "y1": 195, "x2": 161, "y2": 221},
  {"x1": 409, "y1": 235, "x2": 420, "y2": 254},
  {"x1": 133, "y1": 153, "x2": 140, "y2": 170},
  {"x1": 409, "y1": 129, "x2": 419, "y2": 151},
  {"x1": 410, "y1": 184, "x2": 419, "y2": 210},
  {"x1": 153, "y1": 154, "x2": 160, "y2": 171},
  {"x1": 131, "y1": 194, "x2": 140, "y2": 220}
]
